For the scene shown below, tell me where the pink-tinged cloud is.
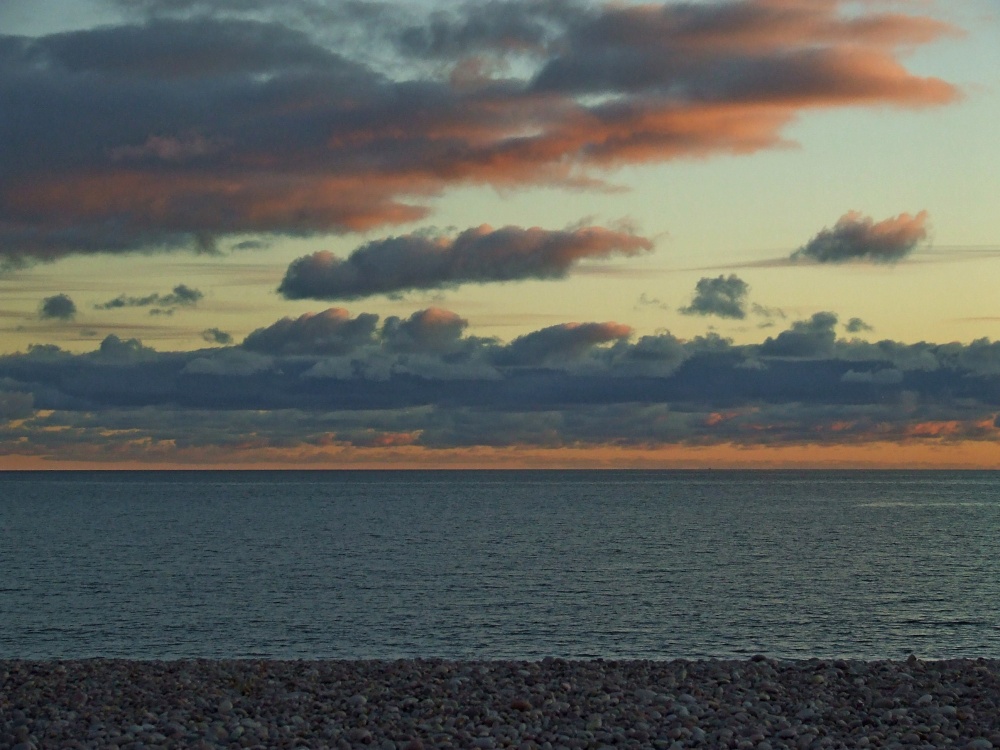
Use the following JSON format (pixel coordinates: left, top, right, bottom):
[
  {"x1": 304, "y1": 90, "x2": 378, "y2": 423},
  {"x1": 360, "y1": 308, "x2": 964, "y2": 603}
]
[
  {"x1": 242, "y1": 308, "x2": 379, "y2": 356},
  {"x1": 501, "y1": 322, "x2": 634, "y2": 366},
  {"x1": 279, "y1": 225, "x2": 653, "y2": 300},
  {"x1": 382, "y1": 308, "x2": 470, "y2": 354},
  {"x1": 792, "y1": 210, "x2": 930, "y2": 264},
  {"x1": 0, "y1": 1, "x2": 959, "y2": 262}
]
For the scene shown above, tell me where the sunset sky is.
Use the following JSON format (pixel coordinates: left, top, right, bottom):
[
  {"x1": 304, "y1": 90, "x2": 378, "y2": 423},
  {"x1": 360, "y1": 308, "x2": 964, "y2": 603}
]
[{"x1": 1, "y1": 0, "x2": 998, "y2": 468}]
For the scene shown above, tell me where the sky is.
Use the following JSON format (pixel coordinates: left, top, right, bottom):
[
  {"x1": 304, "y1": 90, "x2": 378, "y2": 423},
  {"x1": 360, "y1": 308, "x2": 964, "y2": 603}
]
[{"x1": 0, "y1": 0, "x2": 998, "y2": 468}]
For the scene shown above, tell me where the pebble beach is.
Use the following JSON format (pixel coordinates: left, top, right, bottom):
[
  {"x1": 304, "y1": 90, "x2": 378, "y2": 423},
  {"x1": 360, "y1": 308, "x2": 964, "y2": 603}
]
[{"x1": 3, "y1": 657, "x2": 1000, "y2": 749}]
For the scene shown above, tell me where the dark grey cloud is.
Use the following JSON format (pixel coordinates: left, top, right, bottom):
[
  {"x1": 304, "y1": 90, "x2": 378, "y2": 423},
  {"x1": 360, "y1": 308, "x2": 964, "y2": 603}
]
[
  {"x1": 182, "y1": 348, "x2": 273, "y2": 376},
  {"x1": 0, "y1": 383, "x2": 33, "y2": 420},
  {"x1": 751, "y1": 303, "x2": 785, "y2": 321},
  {"x1": 845, "y1": 317, "x2": 874, "y2": 334},
  {"x1": 759, "y1": 311, "x2": 838, "y2": 358},
  {"x1": 394, "y1": 0, "x2": 576, "y2": 60},
  {"x1": 230, "y1": 239, "x2": 269, "y2": 251},
  {"x1": 15, "y1": 394, "x2": 991, "y2": 459},
  {"x1": 242, "y1": 308, "x2": 379, "y2": 355},
  {"x1": 499, "y1": 322, "x2": 633, "y2": 367},
  {"x1": 278, "y1": 225, "x2": 653, "y2": 300},
  {"x1": 112, "y1": 0, "x2": 390, "y2": 28},
  {"x1": 841, "y1": 368, "x2": 903, "y2": 385},
  {"x1": 202, "y1": 327, "x2": 233, "y2": 345},
  {"x1": 2, "y1": 309, "x2": 1000, "y2": 456},
  {"x1": 679, "y1": 274, "x2": 749, "y2": 319},
  {"x1": 791, "y1": 211, "x2": 929, "y2": 264},
  {"x1": 0, "y1": 2, "x2": 956, "y2": 263},
  {"x1": 39, "y1": 18, "x2": 338, "y2": 78},
  {"x1": 95, "y1": 283, "x2": 204, "y2": 314},
  {"x1": 24, "y1": 343, "x2": 66, "y2": 359},
  {"x1": 39, "y1": 293, "x2": 77, "y2": 320},
  {"x1": 381, "y1": 307, "x2": 470, "y2": 354},
  {"x1": 96, "y1": 333, "x2": 159, "y2": 362}
]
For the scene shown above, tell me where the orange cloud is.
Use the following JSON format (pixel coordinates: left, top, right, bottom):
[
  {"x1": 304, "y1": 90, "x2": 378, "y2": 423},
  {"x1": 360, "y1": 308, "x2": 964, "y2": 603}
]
[
  {"x1": 0, "y1": 0, "x2": 960, "y2": 261},
  {"x1": 585, "y1": 0, "x2": 955, "y2": 55},
  {"x1": 904, "y1": 418, "x2": 999, "y2": 441}
]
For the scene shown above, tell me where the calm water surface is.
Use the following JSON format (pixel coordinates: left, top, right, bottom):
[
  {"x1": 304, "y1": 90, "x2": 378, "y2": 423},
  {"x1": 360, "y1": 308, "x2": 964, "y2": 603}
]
[{"x1": 2, "y1": 470, "x2": 999, "y2": 660}]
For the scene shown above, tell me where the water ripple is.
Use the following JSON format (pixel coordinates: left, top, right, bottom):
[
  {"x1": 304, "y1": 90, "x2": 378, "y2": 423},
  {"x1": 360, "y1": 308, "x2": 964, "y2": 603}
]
[{"x1": 1, "y1": 469, "x2": 999, "y2": 660}]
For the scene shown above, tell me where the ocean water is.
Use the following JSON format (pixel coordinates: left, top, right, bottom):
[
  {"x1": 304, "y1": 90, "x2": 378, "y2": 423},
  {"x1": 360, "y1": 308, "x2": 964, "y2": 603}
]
[{"x1": 1, "y1": 470, "x2": 999, "y2": 661}]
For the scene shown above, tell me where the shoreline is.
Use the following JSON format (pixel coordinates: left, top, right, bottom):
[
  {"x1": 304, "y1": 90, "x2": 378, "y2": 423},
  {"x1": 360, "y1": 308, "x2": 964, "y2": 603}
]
[{"x1": 4, "y1": 657, "x2": 1000, "y2": 749}]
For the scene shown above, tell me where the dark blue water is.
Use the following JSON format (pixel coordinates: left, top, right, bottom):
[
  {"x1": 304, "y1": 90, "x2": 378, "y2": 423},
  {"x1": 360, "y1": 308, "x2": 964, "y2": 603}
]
[{"x1": 2, "y1": 470, "x2": 999, "y2": 660}]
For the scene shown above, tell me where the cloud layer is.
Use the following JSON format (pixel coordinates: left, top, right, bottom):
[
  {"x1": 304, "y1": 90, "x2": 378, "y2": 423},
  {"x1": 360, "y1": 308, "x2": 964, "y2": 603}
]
[
  {"x1": 278, "y1": 225, "x2": 653, "y2": 300},
  {"x1": 791, "y1": 211, "x2": 930, "y2": 264},
  {"x1": 0, "y1": 1, "x2": 957, "y2": 264},
  {"x1": 2, "y1": 308, "x2": 999, "y2": 463}
]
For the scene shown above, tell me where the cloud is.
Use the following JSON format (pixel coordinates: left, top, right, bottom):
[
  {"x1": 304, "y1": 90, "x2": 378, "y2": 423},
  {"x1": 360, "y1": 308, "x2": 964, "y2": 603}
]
[
  {"x1": 110, "y1": 132, "x2": 221, "y2": 162},
  {"x1": 750, "y1": 302, "x2": 785, "y2": 329},
  {"x1": 680, "y1": 274, "x2": 749, "y2": 319},
  {"x1": 606, "y1": 331, "x2": 689, "y2": 377},
  {"x1": 39, "y1": 294, "x2": 77, "y2": 320},
  {"x1": 0, "y1": 386, "x2": 33, "y2": 420},
  {"x1": 278, "y1": 225, "x2": 653, "y2": 300},
  {"x1": 499, "y1": 322, "x2": 633, "y2": 366},
  {"x1": 94, "y1": 284, "x2": 204, "y2": 313},
  {"x1": 791, "y1": 211, "x2": 930, "y2": 264},
  {"x1": 230, "y1": 239, "x2": 269, "y2": 251},
  {"x1": 0, "y1": 2, "x2": 958, "y2": 263},
  {"x1": 95, "y1": 334, "x2": 158, "y2": 362},
  {"x1": 3, "y1": 308, "x2": 1000, "y2": 460},
  {"x1": 759, "y1": 311, "x2": 839, "y2": 358},
  {"x1": 841, "y1": 368, "x2": 903, "y2": 385},
  {"x1": 845, "y1": 317, "x2": 874, "y2": 334},
  {"x1": 382, "y1": 307, "x2": 470, "y2": 354},
  {"x1": 182, "y1": 348, "x2": 273, "y2": 376},
  {"x1": 242, "y1": 308, "x2": 379, "y2": 355},
  {"x1": 24, "y1": 343, "x2": 66, "y2": 359},
  {"x1": 636, "y1": 293, "x2": 669, "y2": 311},
  {"x1": 751, "y1": 303, "x2": 785, "y2": 321},
  {"x1": 201, "y1": 327, "x2": 233, "y2": 345}
]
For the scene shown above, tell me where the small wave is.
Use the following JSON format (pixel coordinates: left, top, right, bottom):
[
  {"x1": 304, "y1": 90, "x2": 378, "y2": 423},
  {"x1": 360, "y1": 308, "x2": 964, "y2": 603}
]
[{"x1": 856, "y1": 501, "x2": 996, "y2": 508}]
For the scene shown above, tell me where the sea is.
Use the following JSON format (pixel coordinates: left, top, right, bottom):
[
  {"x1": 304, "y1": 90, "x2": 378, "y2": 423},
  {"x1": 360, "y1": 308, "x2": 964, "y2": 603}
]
[{"x1": 1, "y1": 470, "x2": 999, "y2": 662}]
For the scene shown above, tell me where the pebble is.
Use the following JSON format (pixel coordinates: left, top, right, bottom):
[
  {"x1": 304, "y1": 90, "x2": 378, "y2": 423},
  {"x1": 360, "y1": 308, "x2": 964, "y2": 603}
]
[{"x1": 2, "y1": 658, "x2": 1000, "y2": 748}]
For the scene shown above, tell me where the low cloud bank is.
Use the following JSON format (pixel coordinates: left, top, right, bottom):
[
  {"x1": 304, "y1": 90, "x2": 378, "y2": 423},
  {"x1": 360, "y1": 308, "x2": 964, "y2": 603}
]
[{"x1": 1, "y1": 309, "x2": 999, "y2": 459}]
